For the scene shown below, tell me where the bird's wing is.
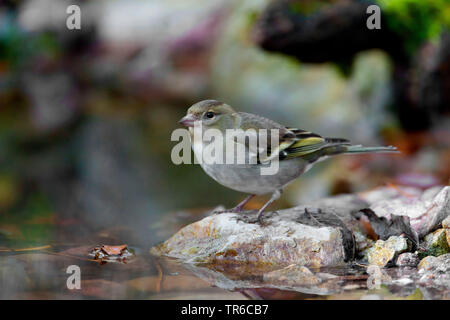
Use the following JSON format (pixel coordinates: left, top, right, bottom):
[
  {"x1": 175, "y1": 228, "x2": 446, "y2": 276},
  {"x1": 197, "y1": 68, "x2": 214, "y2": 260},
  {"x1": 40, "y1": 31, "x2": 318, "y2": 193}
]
[
  {"x1": 235, "y1": 112, "x2": 351, "y2": 163},
  {"x1": 281, "y1": 128, "x2": 351, "y2": 161},
  {"x1": 236, "y1": 112, "x2": 297, "y2": 162}
]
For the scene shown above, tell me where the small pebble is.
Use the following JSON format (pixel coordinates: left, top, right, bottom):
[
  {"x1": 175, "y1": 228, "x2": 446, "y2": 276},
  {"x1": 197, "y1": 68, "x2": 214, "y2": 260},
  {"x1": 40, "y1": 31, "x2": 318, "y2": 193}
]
[
  {"x1": 418, "y1": 256, "x2": 438, "y2": 270},
  {"x1": 396, "y1": 252, "x2": 420, "y2": 267}
]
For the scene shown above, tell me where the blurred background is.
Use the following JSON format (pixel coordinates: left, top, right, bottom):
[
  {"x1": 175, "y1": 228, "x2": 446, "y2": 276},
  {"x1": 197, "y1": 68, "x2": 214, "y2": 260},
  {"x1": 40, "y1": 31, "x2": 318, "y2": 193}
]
[{"x1": 0, "y1": 0, "x2": 449, "y2": 251}]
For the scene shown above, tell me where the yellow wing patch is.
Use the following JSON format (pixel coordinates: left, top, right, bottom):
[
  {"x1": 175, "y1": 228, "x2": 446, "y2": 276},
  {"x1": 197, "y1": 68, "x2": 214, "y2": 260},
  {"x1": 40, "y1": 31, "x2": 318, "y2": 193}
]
[
  {"x1": 289, "y1": 137, "x2": 324, "y2": 148},
  {"x1": 282, "y1": 136, "x2": 326, "y2": 158}
]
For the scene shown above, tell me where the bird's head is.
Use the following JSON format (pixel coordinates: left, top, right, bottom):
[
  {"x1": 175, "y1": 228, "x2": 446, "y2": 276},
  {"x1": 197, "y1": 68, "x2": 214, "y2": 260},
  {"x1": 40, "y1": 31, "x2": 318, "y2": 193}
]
[{"x1": 179, "y1": 100, "x2": 237, "y2": 131}]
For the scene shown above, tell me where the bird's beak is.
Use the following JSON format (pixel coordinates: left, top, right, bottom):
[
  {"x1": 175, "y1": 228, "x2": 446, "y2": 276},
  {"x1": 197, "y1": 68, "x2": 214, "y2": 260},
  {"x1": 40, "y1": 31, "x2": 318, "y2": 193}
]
[{"x1": 179, "y1": 114, "x2": 196, "y2": 127}]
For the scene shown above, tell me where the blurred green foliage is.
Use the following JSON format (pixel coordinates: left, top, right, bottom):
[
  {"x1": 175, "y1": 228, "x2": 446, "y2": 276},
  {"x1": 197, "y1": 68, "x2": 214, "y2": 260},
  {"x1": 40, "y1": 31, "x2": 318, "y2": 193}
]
[
  {"x1": 377, "y1": 0, "x2": 450, "y2": 54},
  {"x1": 0, "y1": 12, "x2": 60, "y2": 70}
]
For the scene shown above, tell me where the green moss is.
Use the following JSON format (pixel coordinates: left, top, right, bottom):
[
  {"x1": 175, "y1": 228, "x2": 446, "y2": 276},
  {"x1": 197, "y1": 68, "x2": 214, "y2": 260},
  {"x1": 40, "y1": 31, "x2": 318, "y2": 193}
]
[
  {"x1": 418, "y1": 229, "x2": 450, "y2": 258},
  {"x1": 376, "y1": 0, "x2": 450, "y2": 54}
]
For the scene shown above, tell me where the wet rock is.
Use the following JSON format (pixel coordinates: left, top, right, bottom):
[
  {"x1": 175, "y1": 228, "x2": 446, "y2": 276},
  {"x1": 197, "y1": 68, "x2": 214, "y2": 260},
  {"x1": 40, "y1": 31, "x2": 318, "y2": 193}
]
[
  {"x1": 357, "y1": 209, "x2": 419, "y2": 249},
  {"x1": 366, "y1": 236, "x2": 411, "y2": 267},
  {"x1": 263, "y1": 265, "x2": 322, "y2": 287},
  {"x1": 152, "y1": 252, "x2": 449, "y2": 298},
  {"x1": 418, "y1": 256, "x2": 438, "y2": 271},
  {"x1": 442, "y1": 216, "x2": 450, "y2": 229},
  {"x1": 179, "y1": 260, "x2": 340, "y2": 296},
  {"x1": 361, "y1": 186, "x2": 449, "y2": 237},
  {"x1": 421, "y1": 229, "x2": 450, "y2": 257},
  {"x1": 308, "y1": 194, "x2": 369, "y2": 233},
  {"x1": 151, "y1": 207, "x2": 355, "y2": 269},
  {"x1": 354, "y1": 230, "x2": 375, "y2": 255},
  {"x1": 312, "y1": 195, "x2": 374, "y2": 256},
  {"x1": 396, "y1": 253, "x2": 420, "y2": 267},
  {"x1": 418, "y1": 254, "x2": 450, "y2": 288}
]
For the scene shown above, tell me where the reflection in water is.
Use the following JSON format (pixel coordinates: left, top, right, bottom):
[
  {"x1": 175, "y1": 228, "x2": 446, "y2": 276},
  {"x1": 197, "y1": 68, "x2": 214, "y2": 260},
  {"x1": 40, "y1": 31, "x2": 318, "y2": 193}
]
[{"x1": 0, "y1": 209, "x2": 447, "y2": 300}]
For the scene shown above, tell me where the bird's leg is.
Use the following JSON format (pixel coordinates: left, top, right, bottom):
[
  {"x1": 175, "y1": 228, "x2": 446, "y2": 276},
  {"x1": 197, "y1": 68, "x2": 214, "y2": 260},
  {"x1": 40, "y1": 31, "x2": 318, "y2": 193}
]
[
  {"x1": 213, "y1": 194, "x2": 255, "y2": 214},
  {"x1": 232, "y1": 194, "x2": 255, "y2": 212},
  {"x1": 257, "y1": 189, "x2": 282, "y2": 222}
]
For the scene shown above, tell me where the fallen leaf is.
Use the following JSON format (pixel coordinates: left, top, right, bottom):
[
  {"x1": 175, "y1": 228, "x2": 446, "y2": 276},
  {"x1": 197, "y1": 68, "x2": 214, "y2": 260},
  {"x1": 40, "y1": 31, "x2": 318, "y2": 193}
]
[
  {"x1": 357, "y1": 209, "x2": 419, "y2": 250},
  {"x1": 101, "y1": 245, "x2": 128, "y2": 255}
]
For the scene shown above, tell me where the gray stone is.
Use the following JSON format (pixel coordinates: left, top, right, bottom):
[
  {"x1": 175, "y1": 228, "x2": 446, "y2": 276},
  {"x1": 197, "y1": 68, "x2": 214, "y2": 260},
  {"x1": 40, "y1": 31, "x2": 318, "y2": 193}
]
[
  {"x1": 178, "y1": 261, "x2": 339, "y2": 296},
  {"x1": 151, "y1": 207, "x2": 355, "y2": 269},
  {"x1": 422, "y1": 229, "x2": 450, "y2": 257},
  {"x1": 418, "y1": 254, "x2": 450, "y2": 288},
  {"x1": 366, "y1": 236, "x2": 410, "y2": 267},
  {"x1": 418, "y1": 256, "x2": 438, "y2": 271},
  {"x1": 263, "y1": 265, "x2": 322, "y2": 286},
  {"x1": 395, "y1": 253, "x2": 420, "y2": 267},
  {"x1": 362, "y1": 186, "x2": 449, "y2": 237}
]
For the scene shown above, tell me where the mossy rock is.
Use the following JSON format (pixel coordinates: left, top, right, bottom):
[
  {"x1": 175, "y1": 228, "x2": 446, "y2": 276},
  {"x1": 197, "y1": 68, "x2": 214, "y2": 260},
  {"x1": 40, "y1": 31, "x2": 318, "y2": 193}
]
[{"x1": 419, "y1": 229, "x2": 450, "y2": 258}]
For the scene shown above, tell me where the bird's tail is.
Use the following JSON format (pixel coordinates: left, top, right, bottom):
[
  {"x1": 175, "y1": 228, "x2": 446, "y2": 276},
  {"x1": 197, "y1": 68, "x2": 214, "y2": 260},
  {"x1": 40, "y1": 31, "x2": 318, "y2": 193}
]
[
  {"x1": 343, "y1": 144, "x2": 399, "y2": 154},
  {"x1": 322, "y1": 141, "x2": 399, "y2": 156}
]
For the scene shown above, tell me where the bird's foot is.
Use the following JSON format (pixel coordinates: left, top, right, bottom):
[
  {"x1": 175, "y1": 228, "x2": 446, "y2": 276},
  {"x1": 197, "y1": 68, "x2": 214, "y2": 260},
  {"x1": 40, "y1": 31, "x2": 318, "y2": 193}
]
[
  {"x1": 257, "y1": 215, "x2": 271, "y2": 226},
  {"x1": 232, "y1": 212, "x2": 257, "y2": 224},
  {"x1": 252, "y1": 210, "x2": 278, "y2": 226},
  {"x1": 253, "y1": 189, "x2": 281, "y2": 224},
  {"x1": 229, "y1": 210, "x2": 277, "y2": 225}
]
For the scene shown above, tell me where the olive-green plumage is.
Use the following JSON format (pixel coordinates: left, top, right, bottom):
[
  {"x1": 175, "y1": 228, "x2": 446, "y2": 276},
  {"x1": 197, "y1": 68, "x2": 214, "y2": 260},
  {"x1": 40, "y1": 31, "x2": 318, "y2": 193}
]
[{"x1": 179, "y1": 100, "x2": 399, "y2": 222}]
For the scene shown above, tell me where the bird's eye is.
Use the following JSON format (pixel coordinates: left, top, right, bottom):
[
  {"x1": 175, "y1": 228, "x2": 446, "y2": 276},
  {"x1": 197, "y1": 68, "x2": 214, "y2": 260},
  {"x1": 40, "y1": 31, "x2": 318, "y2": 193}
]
[{"x1": 205, "y1": 111, "x2": 215, "y2": 119}]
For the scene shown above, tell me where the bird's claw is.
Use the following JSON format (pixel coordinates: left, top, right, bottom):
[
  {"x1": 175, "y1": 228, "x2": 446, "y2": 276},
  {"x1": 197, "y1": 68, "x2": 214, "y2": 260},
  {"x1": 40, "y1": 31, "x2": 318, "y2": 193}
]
[
  {"x1": 257, "y1": 216, "x2": 271, "y2": 226},
  {"x1": 255, "y1": 210, "x2": 278, "y2": 226}
]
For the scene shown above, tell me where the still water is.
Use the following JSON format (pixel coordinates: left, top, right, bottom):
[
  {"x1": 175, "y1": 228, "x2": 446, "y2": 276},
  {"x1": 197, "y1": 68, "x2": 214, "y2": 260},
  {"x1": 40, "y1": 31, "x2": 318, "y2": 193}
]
[{"x1": 0, "y1": 208, "x2": 446, "y2": 300}]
